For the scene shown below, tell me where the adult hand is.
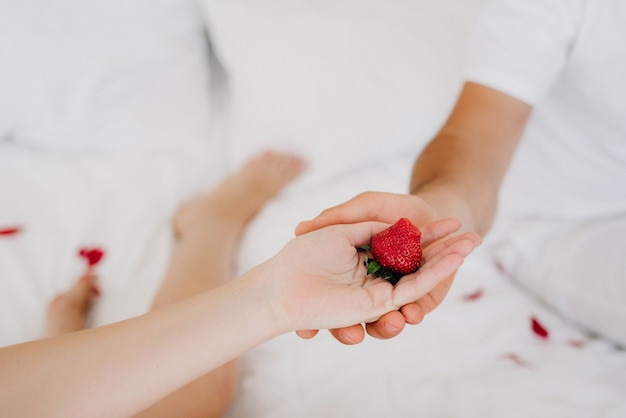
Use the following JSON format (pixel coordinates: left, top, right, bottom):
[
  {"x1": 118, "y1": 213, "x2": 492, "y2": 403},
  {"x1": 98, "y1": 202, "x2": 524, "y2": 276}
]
[
  {"x1": 273, "y1": 219, "x2": 480, "y2": 334},
  {"x1": 294, "y1": 192, "x2": 463, "y2": 343}
]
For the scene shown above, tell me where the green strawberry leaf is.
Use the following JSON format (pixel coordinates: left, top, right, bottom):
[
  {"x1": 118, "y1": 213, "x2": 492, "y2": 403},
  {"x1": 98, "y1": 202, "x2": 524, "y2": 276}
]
[
  {"x1": 364, "y1": 260, "x2": 404, "y2": 285},
  {"x1": 377, "y1": 267, "x2": 399, "y2": 283},
  {"x1": 367, "y1": 259, "x2": 382, "y2": 275}
]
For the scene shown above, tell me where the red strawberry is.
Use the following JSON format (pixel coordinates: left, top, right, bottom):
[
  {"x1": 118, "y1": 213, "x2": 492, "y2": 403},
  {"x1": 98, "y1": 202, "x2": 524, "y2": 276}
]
[{"x1": 361, "y1": 218, "x2": 422, "y2": 284}]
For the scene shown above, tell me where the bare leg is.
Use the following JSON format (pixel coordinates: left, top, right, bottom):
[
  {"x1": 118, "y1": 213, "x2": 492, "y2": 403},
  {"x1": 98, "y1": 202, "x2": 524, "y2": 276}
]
[
  {"x1": 43, "y1": 152, "x2": 304, "y2": 417},
  {"x1": 133, "y1": 152, "x2": 304, "y2": 418}
]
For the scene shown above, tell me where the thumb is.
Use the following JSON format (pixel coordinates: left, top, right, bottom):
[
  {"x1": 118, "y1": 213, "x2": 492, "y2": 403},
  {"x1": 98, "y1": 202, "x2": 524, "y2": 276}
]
[
  {"x1": 295, "y1": 208, "x2": 343, "y2": 236},
  {"x1": 296, "y1": 192, "x2": 383, "y2": 236}
]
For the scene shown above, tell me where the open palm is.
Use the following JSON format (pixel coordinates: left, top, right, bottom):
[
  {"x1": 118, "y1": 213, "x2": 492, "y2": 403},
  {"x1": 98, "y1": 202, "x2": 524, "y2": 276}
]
[
  {"x1": 294, "y1": 192, "x2": 474, "y2": 342},
  {"x1": 275, "y1": 218, "x2": 480, "y2": 334}
]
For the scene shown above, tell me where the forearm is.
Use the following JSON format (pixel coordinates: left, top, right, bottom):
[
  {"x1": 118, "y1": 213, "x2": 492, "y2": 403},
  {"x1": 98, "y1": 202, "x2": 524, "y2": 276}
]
[
  {"x1": 410, "y1": 82, "x2": 532, "y2": 236},
  {"x1": 0, "y1": 265, "x2": 282, "y2": 418},
  {"x1": 410, "y1": 130, "x2": 504, "y2": 235}
]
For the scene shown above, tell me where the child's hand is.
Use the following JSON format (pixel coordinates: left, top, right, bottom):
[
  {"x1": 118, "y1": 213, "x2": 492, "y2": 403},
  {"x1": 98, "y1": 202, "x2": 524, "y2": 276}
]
[{"x1": 268, "y1": 219, "x2": 480, "y2": 335}]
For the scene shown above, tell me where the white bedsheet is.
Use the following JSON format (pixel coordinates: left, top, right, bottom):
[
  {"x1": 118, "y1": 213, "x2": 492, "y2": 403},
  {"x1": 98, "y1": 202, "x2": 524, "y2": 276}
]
[
  {"x1": 0, "y1": 143, "x2": 220, "y2": 345},
  {"x1": 228, "y1": 151, "x2": 626, "y2": 418},
  {"x1": 1, "y1": 0, "x2": 625, "y2": 415},
  {"x1": 1, "y1": 140, "x2": 625, "y2": 418}
]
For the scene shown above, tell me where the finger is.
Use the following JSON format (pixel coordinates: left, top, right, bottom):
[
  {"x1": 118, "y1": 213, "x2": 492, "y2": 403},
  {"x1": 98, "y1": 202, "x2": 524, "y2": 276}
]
[
  {"x1": 334, "y1": 221, "x2": 391, "y2": 248},
  {"x1": 364, "y1": 310, "x2": 406, "y2": 339},
  {"x1": 425, "y1": 231, "x2": 482, "y2": 253},
  {"x1": 393, "y1": 253, "x2": 466, "y2": 308},
  {"x1": 295, "y1": 200, "x2": 364, "y2": 236},
  {"x1": 295, "y1": 192, "x2": 388, "y2": 235},
  {"x1": 408, "y1": 276, "x2": 455, "y2": 320},
  {"x1": 329, "y1": 324, "x2": 365, "y2": 345},
  {"x1": 395, "y1": 237, "x2": 472, "y2": 325},
  {"x1": 309, "y1": 221, "x2": 390, "y2": 248},
  {"x1": 424, "y1": 233, "x2": 482, "y2": 264},
  {"x1": 400, "y1": 302, "x2": 426, "y2": 325},
  {"x1": 296, "y1": 329, "x2": 319, "y2": 339},
  {"x1": 419, "y1": 218, "x2": 463, "y2": 246}
]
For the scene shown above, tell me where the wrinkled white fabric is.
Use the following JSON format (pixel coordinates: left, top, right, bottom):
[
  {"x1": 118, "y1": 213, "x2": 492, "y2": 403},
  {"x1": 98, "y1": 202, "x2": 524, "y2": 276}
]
[
  {"x1": 466, "y1": 0, "x2": 626, "y2": 346},
  {"x1": 466, "y1": 0, "x2": 626, "y2": 221},
  {"x1": 0, "y1": 0, "x2": 213, "y2": 154}
]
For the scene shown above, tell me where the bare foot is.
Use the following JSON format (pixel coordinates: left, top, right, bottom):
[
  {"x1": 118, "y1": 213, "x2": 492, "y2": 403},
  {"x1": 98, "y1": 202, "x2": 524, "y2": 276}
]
[
  {"x1": 173, "y1": 152, "x2": 306, "y2": 238},
  {"x1": 45, "y1": 274, "x2": 99, "y2": 338}
]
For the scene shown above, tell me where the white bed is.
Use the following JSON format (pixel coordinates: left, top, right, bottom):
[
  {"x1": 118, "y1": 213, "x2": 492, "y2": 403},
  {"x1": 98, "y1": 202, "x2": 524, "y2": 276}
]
[{"x1": 1, "y1": 1, "x2": 625, "y2": 417}]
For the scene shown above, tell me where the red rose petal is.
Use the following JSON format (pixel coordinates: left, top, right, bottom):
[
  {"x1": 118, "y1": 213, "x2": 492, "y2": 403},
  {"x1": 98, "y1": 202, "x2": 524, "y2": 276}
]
[
  {"x1": 567, "y1": 339, "x2": 586, "y2": 348},
  {"x1": 500, "y1": 353, "x2": 532, "y2": 368},
  {"x1": 493, "y1": 260, "x2": 516, "y2": 282},
  {"x1": 0, "y1": 226, "x2": 22, "y2": 236},
  {"x1": 461, "y1": 288, "x2": 484, "y2": 301},
  {"x1": 78, "y1": 247, "x2": 105, "y2": 266},
  {"x1": 531, "y1": 316, "x2": 549, "y2": 339}
]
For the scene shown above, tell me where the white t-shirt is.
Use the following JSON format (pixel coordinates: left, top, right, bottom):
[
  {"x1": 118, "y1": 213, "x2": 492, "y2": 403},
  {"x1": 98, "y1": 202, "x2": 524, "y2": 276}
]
[
  {"x1": 0, "y1": 1, "x2": 213, "y2": 154},
  {"x1": 465, "y1": 0, "x2": 626, "y2": 222}
]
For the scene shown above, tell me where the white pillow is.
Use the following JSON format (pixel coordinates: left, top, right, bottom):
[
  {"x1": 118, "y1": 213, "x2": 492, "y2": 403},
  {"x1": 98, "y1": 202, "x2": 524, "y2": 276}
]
[
  {"x1": 199, "y1": 0, "x2": 490, "y2": 187},
  {"x1": 0, "y1": 0, "x2": 213, "y2": 154}
]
